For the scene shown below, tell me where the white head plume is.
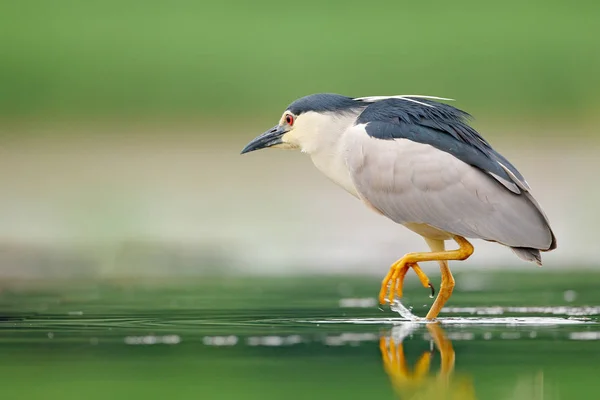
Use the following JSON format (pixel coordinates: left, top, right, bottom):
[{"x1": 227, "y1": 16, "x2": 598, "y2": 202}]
[{"x1": 353, "y1": 95, "x2": 455, "y2": 108}]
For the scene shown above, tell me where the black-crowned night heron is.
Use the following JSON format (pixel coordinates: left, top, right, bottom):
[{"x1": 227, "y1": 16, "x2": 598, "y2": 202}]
[{"x1": 241, "y1": 93, "x2": 557, "y2": 320}]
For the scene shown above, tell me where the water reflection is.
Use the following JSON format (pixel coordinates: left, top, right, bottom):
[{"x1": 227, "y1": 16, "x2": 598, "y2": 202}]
[{"x1": 380, "y1": 323, "x2": 476, "y2": 400}]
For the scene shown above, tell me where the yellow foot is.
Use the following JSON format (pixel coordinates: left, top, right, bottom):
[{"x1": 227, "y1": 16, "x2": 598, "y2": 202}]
[
  {"x1": 378, "y1": 259, "x2": 434, "y2": 304},
  {"x1": 378, "y1": 236, "x2": 475, "y2": 320}
]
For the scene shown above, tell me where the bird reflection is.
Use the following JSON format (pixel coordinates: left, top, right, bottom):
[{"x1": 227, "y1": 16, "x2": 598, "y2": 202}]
[{"x1": 380, "y1": 323, "x2": 476, "y2": 400}]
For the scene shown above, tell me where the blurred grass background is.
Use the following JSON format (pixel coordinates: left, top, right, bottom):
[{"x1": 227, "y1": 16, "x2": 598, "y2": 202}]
[
  {"x1": 0, "y1": 0, "x2": 598, "y2": 279},
  {"x1": 1, "y1": 0, "x2": 599, "y2": 122}
]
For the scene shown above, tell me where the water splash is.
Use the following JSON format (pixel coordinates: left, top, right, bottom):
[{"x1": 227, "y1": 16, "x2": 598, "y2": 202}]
[{"x1": 390, "y1": 298, "x2": 421, "y2": 320}]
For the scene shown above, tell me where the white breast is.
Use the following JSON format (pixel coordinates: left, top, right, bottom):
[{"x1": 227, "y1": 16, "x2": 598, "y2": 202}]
[{"x1": 309, "y1": 140, "x2": 359, "y2": 198}]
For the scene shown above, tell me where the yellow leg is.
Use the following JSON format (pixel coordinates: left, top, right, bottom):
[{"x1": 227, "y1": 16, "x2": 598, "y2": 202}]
[
  {"x1": 379, "y1": 235, "x2": 474, "y2": 320},
  {"x1": 426, "y1": 258, "x2": 455, "y2": 320}
]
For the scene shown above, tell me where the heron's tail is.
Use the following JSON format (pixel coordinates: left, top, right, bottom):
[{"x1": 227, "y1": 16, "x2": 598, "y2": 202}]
[{"x1": 511, "y1": 247, "x2": 542, "y2": 266}]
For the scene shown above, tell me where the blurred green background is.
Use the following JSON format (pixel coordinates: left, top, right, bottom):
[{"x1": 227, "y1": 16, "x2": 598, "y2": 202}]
[
  {"x1": 1, "y1": 0, "x2": 599, "y2": 121},
  {"x1": 0, "y1": 0, "x2": 598, "y2": 278}
]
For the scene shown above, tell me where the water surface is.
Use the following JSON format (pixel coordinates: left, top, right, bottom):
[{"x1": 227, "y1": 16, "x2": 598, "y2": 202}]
[{"x1": 1, "y1": 273, "x2": 599, "y2": 399}]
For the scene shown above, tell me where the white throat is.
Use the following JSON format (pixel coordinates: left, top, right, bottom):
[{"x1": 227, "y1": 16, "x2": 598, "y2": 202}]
[{"x1": 283, "y1": 111, "x2": 361, "y2": 197}]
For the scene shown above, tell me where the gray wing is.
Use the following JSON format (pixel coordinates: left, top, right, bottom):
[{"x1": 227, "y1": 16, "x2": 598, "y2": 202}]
[
  {"x1": 355, "y1": 98, "x2": 530, "y2": 194},
  {"x1": 342, "y1": 123, "x2": 556, "y2": 251}
]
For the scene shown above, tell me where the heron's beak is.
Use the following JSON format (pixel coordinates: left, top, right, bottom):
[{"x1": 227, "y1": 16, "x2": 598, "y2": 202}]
[{"x1": 240, "y1": 125, "x2": 287, "y2": 154}]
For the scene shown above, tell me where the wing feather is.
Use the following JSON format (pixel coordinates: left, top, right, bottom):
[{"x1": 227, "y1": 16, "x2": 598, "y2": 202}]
[
  {"x1": 343, "y1": 125, "x2": 555, "y2": 250},
  {"x1": 355, "y1": 98, "x2": 531, "y2": 193}
]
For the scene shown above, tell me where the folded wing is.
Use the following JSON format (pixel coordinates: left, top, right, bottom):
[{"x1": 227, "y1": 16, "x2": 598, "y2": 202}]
[{"x1": 342, "y1": 116, "x2": 556, "y2": 254}]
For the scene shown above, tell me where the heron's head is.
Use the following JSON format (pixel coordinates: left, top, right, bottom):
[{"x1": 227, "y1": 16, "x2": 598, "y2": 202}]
[{"x1": 241, "y1": 93, "x2": 365, "y2": 155}]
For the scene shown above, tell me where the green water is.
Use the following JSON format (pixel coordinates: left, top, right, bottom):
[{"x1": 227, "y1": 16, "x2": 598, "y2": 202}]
[{"x1": 1, "y1": 272, "x2": 599, "y2": 399}]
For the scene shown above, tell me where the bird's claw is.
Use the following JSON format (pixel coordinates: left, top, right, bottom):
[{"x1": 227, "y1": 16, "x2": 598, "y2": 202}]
[
  {"x1": 379, "y1": 260, "x2": 434, "y2": 304},
  {"x1": 428, "y1": 283, "x2": 435, "y2": 298}
]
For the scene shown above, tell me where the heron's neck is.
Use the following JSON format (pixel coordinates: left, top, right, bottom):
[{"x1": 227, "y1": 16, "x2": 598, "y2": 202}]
[{"x1": 301, "y1": 113, "x2": 360, "y2": 197}]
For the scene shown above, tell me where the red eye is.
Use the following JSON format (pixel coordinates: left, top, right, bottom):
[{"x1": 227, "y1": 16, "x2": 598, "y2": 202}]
[{"x1": 285, "y1": 115, "x2": 294, "y2": 125}]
